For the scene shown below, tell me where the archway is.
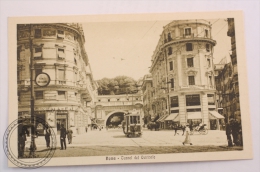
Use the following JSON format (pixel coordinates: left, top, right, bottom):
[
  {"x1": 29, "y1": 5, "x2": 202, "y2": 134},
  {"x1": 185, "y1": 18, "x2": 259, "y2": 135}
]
[{"x1": 105, "y1": 110, "x2": 127, "y2": 128}]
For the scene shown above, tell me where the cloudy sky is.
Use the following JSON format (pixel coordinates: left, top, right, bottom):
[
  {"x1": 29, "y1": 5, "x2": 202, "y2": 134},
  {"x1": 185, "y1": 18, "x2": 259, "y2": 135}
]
[{"x1": 82, "y1": 19, "x2": 231, "y2": 80}]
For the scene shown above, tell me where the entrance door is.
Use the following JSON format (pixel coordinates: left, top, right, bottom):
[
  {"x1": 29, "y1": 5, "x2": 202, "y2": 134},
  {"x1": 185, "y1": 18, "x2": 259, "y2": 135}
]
[
  {"x1": 57, "y1": 119, "x2": 67, "y2": 135},
  {"x1": 210, "y1": 119, "x2": 217, "y2": 130}
]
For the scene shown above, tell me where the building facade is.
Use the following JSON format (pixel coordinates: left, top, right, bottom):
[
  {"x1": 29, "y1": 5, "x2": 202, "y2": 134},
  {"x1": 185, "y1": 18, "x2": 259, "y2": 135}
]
[
  {"x1": 150, "y1": 20, "x2": 224, "y2": 130},
  {"x1": 17, "y1": 23, "x2": 98, "y2": 135},
  {"x1": 141, "y1": 74, "x2": 154, "y2": 124},
  {"x1": 226, "y1": 18, "x2": 241, "y2": 122}
]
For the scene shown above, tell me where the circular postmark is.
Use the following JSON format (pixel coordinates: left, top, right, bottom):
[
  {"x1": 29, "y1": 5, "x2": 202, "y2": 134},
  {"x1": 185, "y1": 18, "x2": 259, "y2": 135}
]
[{"x1": 3, "y1": 116, "x2": 57, "y2": 169}]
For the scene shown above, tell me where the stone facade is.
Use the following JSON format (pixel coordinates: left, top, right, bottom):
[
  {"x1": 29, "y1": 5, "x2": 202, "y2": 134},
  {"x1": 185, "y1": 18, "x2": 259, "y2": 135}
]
[
  {"x1": 150, "y1": 20, "x2": 223, "y2": 130},
  {"x1": 17, "y1": 23, "x2": 98, "y2": 135}
]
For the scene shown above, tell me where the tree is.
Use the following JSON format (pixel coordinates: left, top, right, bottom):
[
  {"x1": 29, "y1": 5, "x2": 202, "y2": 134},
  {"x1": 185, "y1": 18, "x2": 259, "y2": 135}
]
[{"x1": 96, "y1": 76, "x2": 138, "y2": 95}]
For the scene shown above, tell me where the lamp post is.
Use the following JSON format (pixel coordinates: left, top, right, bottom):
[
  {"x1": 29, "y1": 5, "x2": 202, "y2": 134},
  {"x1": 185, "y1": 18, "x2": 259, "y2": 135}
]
[{"x1": 29, "y1": 24, "x2": 36, "y2": 157}]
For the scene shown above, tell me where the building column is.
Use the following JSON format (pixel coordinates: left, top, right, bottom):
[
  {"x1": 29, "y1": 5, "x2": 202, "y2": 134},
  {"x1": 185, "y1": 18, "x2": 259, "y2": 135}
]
[
  {"x1": 179, "y1": 94, "x2": 186, "y2": 125},
  {"x1": 177, "y1": 52, "x2": 182, "y2": 87},
  {"x1": 201, "y1": 92, "x2": 209, "y2": 127},
  {"x1": 199, "y1": 51, "x2": 205, "y2": 85}
]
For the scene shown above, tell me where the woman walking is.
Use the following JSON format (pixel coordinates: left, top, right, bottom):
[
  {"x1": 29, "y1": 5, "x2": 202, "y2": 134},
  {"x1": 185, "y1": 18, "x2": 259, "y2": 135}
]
[{"x1": 182, "y1": 124, "x2": 192, "y2": 146}]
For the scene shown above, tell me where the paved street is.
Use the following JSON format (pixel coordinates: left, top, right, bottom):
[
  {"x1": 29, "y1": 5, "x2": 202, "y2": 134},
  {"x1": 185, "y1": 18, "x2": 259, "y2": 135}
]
[
  {"x1": 35, "y1": 128, "x2": 228, "y2": 147},
  {"x1": 20, "y1": 128, "x2": 243, "y2": 158}
]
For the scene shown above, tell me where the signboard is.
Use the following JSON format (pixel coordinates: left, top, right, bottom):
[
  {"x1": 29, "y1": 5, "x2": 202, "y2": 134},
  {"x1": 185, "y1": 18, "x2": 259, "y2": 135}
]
[{"x1": 35, "y1": 73, "x2": 50, "y2": 87}]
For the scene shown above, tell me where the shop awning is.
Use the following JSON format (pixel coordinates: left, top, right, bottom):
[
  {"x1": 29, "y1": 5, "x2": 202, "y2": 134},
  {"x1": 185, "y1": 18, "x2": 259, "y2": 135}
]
[
  {"x1": 187, "y1": 112, "x2": 202, "y2": 119},
  {"x1": 157, "y1": 115, "x2": 168, "y2": 122},
  {"x1": 209, "y1": 111, "x2": 225, "y2": 119},
  {"x1": 165, "y1": 113, "x2": 179, "y2": 121}
]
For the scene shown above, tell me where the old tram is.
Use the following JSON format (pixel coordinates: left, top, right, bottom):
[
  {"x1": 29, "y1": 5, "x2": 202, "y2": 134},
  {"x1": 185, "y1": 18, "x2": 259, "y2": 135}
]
[{"x1": 122, "y1": 110, "x2": 142, "y2": 137}]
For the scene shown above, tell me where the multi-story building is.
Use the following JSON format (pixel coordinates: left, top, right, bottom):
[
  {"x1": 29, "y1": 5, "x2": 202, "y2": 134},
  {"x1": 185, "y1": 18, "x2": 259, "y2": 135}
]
[
  {"x1": 141, "y1": 74, "x2": 154, "y2": 124},
  {"x1": 150, "y1": 19, "x2": 225, "y2": 130},
  {"x1": 227, "y1": 18, "x2": 241, "y2": 122},
  {"x1": 17, "y1": 23, "x2": 98, "y2": 135}
]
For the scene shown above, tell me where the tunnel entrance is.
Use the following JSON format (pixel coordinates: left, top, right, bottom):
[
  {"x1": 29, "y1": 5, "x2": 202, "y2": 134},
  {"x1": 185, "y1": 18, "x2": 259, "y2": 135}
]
[{"x1": 106, "y1": 112, "x2": 125, "y2": 128}]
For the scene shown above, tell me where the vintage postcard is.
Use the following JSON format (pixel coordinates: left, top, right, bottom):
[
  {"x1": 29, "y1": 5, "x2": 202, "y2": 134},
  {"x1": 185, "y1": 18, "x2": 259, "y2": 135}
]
[{"x1": 6, "y1": 11, "x2": 252, "y2": 168}]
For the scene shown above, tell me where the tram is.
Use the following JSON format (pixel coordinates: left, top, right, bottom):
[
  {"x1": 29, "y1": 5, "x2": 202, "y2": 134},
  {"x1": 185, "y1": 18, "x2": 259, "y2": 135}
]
[{"x1": 122, "y1": 110, "x2": 142, "y2": 137}]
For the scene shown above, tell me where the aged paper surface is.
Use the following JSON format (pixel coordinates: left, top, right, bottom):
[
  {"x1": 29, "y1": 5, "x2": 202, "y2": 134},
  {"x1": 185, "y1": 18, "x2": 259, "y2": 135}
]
[{"x1": 8, "y1": 11, "x2": 252, "y2": 168}]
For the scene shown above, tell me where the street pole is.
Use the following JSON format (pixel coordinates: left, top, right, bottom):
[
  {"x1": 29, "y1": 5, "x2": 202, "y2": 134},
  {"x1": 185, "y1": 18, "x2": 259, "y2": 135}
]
[{"x1": 29, "y1": 24, "x2": 36, "y2": 157}]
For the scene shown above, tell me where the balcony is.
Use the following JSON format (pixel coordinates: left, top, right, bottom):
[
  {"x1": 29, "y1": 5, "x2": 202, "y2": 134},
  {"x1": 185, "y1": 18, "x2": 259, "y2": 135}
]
[{"x1": 180, "y1": 85, "x2": 215, "y2": 90}]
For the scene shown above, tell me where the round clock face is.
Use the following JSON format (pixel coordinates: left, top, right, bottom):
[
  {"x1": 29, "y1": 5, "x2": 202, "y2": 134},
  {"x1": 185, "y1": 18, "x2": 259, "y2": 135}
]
[{"x1": 35, "y1": 73, "x2": 50, "y2": 87}]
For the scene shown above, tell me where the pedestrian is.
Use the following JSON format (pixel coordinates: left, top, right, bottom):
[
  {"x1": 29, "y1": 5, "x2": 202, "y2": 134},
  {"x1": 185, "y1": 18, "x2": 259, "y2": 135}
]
[
  {"x1": 225, "y1": 120, "x2": 233, "y2": 147},
  {"x1": 60, "y1": 124, "x2": 67, "y2": 150},
  {"x1": 231, "y1": 119, "x2": 239, "y2": 146},
  {"x1": 182, "y1": 124, "x2": 192, "y2": 145},
  {"x1": 67, "y1": 127, "x2": 73, "y2": 144},
  {"x1": 18, "y1": 123, "x2": 29, "y2": 158},
  {"x1": 44, "y1": 126, "x2": 51, "y2": 148}
]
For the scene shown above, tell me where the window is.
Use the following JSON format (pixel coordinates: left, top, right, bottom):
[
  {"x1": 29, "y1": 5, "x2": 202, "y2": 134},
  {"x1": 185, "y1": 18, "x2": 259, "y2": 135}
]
[
  {"x1": 207, "y1": 59, "x2": 211, "y2": 67},
  {"x1": 136, "y1": 98, "x2": 138, "y2": 100},
  {"x1": 57, "y1": 30, "x2": 64, "y2": 39},
  {"x1": 98, "y1": 99, "x2": 101, "y2": 102},
  {"x1": 187, "y1": 108, "x2": 201, "y2": 112},
  {"x1": 207, "y1": 94, "x2": 215, "y2": 105},
  {"x1": 117, "y1": 99, "x2": 120, "y2": 101},
  {"x1": 58, "y1": 91, "x2": 66, "y2": 99},
  {"x1": 75, "y1": 92, "x2": 77, "y2": 97},
  {"x1": 169, "y1": 61, "x2": 173, "y2": 71},
  {"x1": 58, "y1": 48, "x2": 65, "y2": 59},
  {"x1": 17, "y1": 71, "x2": 20, "y2": 81},
  {"x1": 167, "y1": 33, "x2": 172, "y2": 41},
  {"x1": 187, "y1": 57, "x2": 194, "y2": 67},
  {"x1": 17, "y1": 48, "x2": 21, "y2": 61},
  {"x1": 34, "y1": 29, "x2": 41, "y2": 38},
  {"x1": 58, "y1": 69, "x2": 65, "y2": 80},
  {"x1": 170, "y1": 96, "x2": 179, "y2": 107},
  {"x1": 205, "y1": 29, "x2": 209, "y2": 38},
  {"x1": 34, "y1": 48, "x2": 42, "y2": 58},
  {"x1": 209, "y1": 76, "x2": 212, "y2": 86},
  {"x1": 35, "y1": 69, "x2": 42, "y2": 77},
  {"x1": 168, "y1": 47, "x2": 172, "y2": 55},
  {"x1": 206, "y1": 44, "x2": 210, "y2": 52},
  {"x1": 186, "y1": 43, "x2": 193, "y2": 51},
  {"x1": 171, "y1": 110, "x2": 179, "y2": 113},
  {"x1": 108, "y1": 99, "x2": 110, "y2": 102},
  {"x1": 35, "y1": 91, "x2": 43, "y2": 100},
  {"x1": 186, "y1": 94, "x2": 200, "y2": 106},
  {"x1": 170, "y1": 78, "x2": 174, "y2": 88},
  {"x1": 188, "y1": 76, "x2": 195, "y2": 85},
  {"x1": 185, "y1": 28, "x2": 191, "y2": 36}
]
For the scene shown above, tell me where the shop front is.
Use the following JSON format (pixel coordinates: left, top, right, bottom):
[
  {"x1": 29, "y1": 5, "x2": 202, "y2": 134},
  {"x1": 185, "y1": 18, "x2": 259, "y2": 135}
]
[
  {"x1": 165, "y1": 113, "x2": 179, "y2": 129},
  {"x1": 209, "y1": 111, "x2": 225, "y2": 130},
  {"x1": 187, "y1": 112, "x2": 202, "y2": 128}
]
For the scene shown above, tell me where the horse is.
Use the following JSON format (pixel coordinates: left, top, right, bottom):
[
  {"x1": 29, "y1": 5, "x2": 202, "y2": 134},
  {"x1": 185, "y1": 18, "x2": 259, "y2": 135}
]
[
  {"x1": 172, "y1": 124, "x2": 186, "y2": 136},
  {"x1": 147, "y1": 122, "x2": 160, "y2": 131}
]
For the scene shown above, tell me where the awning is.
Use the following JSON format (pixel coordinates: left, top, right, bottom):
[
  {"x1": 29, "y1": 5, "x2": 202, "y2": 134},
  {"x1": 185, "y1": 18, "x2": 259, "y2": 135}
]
[
  {"x1": 187, "y1": 112, "x2": 202, "y2": 119},
  {"x1": 209, "y1": 111, "x2": 225, "y2": 119},
  {"x1": 165, "y1": 113, "x2": 179, "y2": 121},
  {"x1": 157, "y1": 115, "x2": 167, "y2": 122}
]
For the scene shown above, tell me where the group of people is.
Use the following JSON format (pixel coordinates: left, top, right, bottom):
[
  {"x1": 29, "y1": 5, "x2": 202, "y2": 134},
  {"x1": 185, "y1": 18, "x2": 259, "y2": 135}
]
[
  {"x1": 225, "y1": 118, "x2": 243, "y2": 147},
  {"x1": 44, "y1": 124, "x2": 73, "y2": 150}
]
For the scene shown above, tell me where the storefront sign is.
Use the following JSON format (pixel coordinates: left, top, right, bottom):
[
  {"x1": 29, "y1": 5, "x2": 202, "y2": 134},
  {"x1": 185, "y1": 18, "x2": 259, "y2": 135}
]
[{"x1": 35, "y1": 73, "x2": 50, "y2": 87}]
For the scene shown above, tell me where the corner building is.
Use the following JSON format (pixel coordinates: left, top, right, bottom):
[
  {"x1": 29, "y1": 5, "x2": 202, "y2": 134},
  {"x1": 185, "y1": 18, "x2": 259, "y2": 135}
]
[
  {"x1": 17, "y1": 23, "x2": 98, "y2": 135},
  {"x1": 150, "y1": 20, "x2": 224, "y2": 130}
]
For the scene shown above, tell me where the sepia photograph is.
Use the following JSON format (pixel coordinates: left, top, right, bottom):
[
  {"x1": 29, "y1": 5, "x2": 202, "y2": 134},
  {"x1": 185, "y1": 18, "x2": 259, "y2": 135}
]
[{"x1": 5, "y1": 11, "x2": 253, "y2": 168}]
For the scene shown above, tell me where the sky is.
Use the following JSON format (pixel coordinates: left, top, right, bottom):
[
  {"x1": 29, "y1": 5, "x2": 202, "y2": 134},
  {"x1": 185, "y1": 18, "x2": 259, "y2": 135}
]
[{"x1": 82, "y1": 19, "x2": 231, "y2": 80}]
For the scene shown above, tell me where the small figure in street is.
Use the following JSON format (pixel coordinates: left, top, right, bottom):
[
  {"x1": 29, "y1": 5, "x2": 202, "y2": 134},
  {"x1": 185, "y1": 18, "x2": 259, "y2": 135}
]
[
  {"x1": 230, "y1": 118, "x2": 239, "y2": 146},
  {"x1": 67, "y1": 127, "x2": 73, "y2": 144},
  {"x1": 44, "y1": 126, "x2": 51, "y2": 148},
  {"x1": 182, "y1": 124, "x2": 192, "y2": 146},
  {"x1": 18, "y1": 123, "x2": 29, "y2": 158},
  {"x1": 225, "y1": 120, "x2": 233, "y2": 147},
  {"x1": 60, "y1": 124, "x2": 67, "y2": 150}
]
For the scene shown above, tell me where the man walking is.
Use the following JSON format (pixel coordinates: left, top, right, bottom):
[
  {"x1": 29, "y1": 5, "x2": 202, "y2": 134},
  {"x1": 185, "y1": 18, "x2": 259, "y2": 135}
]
[
  {"x1": 60, "y1": 124, "x2": 67, "y2": 150},
  {"x1": 44, "y1": 126, "x2": 51, "y2": 148},
  {"x1": 225, "y1": 120, "x2": 233, "y2": 147}
]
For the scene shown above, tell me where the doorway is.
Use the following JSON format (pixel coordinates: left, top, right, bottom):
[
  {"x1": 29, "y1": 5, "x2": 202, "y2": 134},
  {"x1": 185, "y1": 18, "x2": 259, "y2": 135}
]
[{"x1": 57, "y1": 118, "x2": 67, "y2": 135}]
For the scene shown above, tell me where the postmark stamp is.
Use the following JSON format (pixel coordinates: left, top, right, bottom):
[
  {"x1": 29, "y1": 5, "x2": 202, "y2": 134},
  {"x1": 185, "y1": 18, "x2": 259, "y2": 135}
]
[{"x1": 3, "y1": 116, "x2": 57, "y2": 169}]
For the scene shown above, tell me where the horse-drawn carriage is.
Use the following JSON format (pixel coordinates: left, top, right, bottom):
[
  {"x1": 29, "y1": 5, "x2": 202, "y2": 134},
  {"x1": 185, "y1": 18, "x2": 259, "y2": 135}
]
[{"x1": 122, "y1": 110, "x2": 142, "y2": 137}]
